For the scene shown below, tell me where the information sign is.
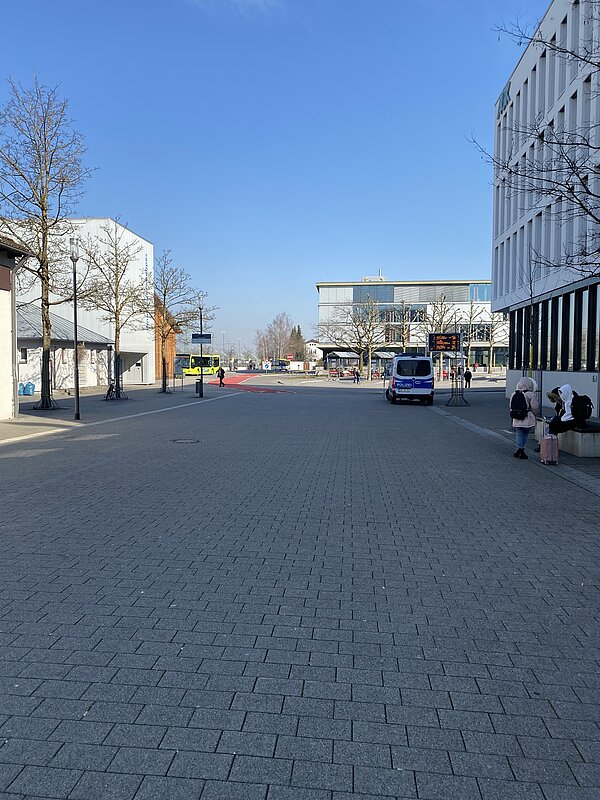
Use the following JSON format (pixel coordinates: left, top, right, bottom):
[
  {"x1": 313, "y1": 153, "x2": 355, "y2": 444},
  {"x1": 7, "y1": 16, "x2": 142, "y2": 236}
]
[
  {"x1": 428, "y1": 333, "x2": 461, "y2": 352},
  {"x1": 191, "y1": 333, "x2": 212, "y2": 344}
]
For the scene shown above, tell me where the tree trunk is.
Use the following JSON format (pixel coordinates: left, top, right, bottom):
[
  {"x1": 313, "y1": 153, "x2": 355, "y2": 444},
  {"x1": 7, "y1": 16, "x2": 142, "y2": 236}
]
[
  {"x1": 160, "y1": 336, "x2": 168, "y2": 393},
  {"x1": 114, "y1": 323, "x2": 122, "y2": 398},
  {"x1": 40, "y1": 261, "x2": 53, "y2": 408}
]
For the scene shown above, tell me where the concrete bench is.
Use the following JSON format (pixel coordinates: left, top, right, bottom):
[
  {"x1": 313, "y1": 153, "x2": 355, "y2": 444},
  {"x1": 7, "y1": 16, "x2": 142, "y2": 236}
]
[{"x1": 535, "y1": 417, "x2": 600, "y2": 458}]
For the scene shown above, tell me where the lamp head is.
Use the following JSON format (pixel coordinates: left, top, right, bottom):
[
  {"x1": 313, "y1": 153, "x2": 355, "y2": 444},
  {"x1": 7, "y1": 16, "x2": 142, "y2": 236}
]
[{"x1": 70, "y1": 237, "x2": 79, "y2": 260}]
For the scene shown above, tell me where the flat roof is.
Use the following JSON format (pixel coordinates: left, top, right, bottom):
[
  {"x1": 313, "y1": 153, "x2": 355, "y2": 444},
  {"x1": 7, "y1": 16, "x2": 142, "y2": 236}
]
[{"x1": 316, "y1": 279, "x2": 491, "y2": 288}]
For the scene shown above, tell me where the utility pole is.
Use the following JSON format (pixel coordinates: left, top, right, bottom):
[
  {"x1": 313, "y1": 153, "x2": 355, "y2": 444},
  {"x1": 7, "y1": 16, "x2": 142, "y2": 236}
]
[{"x1": 198, "y1": 304, "x2": 204, "y2": 398}]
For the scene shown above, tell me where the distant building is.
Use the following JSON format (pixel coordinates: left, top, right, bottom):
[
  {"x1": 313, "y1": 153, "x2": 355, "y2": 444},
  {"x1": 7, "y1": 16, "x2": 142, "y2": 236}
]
[
  {"x1": 316, "y1": 277, "x2": 507, "y2": 371},
  {"x1": 305, "y1": 339, "x2": 323, "y2": 362},
  {"x1": 492, "y1": 0, "x2": 600, "y2": 411},
  {"x1": 0, "y1": 235, "x2": 31, "y2": 419}
]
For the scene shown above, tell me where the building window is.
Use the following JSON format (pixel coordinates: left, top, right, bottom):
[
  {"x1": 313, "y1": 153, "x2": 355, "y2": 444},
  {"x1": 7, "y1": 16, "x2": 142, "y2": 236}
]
[
  {"x1": 19, "y1": 348, "x2": 28, "y2": 364},
  {"x1": 540, "y1": 300, "x2": 549, "y2": 370},
  {"x1": 587, "y1": 284, "x2": 598, "y2": 371},
  {"x1": 531, "y1": 303, "x2": 540, "y2": 369},
  {"x1": 469, "y1": 284, "x2": 491, "y2": 302},
  {"x1": 523, "y1": 306, "x2": 531, "y2": 370},
  {"x1": 550, "y1": 296, "x2": 560, "y2": 370},
  {"x1": 573, "y1": 289, "x2": 584, "y2": 371},
  {"x1": 561, "y1": 293, "x2": 572, "y2": 371},
  {"x1": 516, "y1": 308, "x2": 524, "y2": 370},
  {"x1": 353, "y1": 285, "x2": 394, "y2": 304},
  {"x1": 509, "y1": 311, "x2": 516, "y2": 370}
]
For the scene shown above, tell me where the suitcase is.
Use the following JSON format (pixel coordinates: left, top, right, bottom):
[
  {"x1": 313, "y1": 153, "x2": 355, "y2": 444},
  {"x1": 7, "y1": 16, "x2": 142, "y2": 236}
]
[{"x1": 540, "y1": 423, "x2": 559, "y2": 465}]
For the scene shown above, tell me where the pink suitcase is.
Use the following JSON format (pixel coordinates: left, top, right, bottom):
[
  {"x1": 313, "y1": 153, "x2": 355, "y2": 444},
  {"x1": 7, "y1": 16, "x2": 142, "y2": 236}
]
[{"x1": 540, "y1": 428, "x2": 559, "y2": 465}]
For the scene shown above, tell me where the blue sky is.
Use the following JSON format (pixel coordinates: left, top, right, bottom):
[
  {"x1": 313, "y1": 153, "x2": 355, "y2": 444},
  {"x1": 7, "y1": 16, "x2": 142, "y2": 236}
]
[{"x1": 2, "y1": 0, "x2": 549, "y2": 349}]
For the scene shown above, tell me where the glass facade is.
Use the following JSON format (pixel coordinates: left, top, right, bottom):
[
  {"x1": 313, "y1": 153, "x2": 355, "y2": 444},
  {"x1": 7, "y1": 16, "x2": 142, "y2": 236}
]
[{"x1": 508, "y1": 282, "x2": 600, "y2": 373}]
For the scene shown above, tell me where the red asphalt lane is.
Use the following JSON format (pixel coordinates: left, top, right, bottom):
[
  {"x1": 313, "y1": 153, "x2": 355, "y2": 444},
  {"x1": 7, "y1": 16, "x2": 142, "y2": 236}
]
[{"x1": 207, "y1": 373, "x2": 293, "y2": 393}]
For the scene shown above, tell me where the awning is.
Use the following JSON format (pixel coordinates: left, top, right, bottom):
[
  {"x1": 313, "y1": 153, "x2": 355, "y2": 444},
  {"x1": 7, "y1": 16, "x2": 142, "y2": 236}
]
[
  {"x1": 17, "y1": 306, "x2": 113, "y2": 347},
  {"x1": 331, "y1": 351, "x2": 359, "y2": 359},
  {"x1": 373, "y1": 351, "x2": 395, "y2": 359}
]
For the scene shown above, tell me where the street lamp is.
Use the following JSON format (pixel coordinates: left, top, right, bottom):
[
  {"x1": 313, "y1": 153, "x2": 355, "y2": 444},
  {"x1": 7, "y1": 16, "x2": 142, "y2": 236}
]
[
  {"x1": 222, "y1": 331, "x2": 226, "y2": 357},
  {"x1": 197, "y1": 303, "x2": 204, "y2": 398},
  {"x1": 238, "y1": 338, "x2": 242, "y2": 367},
  {"x1": 70, "y1": 237, "x2": 81, "y2": 421}
]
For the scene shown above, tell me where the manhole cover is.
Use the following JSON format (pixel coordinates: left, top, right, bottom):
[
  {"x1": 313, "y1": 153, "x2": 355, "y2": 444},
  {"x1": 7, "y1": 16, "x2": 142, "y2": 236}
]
[{"x1": 171, "y1": 438, "x2": 200, "y2": 444}]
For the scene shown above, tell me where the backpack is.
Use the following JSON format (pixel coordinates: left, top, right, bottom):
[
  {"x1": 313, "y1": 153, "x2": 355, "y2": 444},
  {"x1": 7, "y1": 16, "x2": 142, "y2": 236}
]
[
  {"x1": 510, "y1": 390, "x2": 529, "y2": 420},
  {"x1": 571, "y1": 393, "x2": 594, "y2": 423}
]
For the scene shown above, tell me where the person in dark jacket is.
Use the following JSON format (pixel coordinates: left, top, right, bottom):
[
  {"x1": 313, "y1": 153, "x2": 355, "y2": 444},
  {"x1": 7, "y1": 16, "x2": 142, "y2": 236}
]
[
  {"x1": 463, "y1": 368, "x2": 472, "y2": 388},
  {"x1": 548, "y1": 384, "x2": 584, "y2": 434}
]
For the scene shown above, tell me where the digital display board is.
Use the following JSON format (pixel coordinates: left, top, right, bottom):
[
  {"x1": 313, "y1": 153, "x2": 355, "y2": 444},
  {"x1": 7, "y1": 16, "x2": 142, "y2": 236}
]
[{"x1": 428, "y1": 333, "x2": 461, "y2": 352}]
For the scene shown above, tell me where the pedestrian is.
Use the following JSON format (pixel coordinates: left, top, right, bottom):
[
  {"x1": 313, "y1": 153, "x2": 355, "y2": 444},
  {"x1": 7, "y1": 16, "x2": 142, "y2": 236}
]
[
  {"x1": 217, "y1": 365, "x2": 225, "y2": 387},
  {"x1": 509, "y1": 376, "x2": 540, "y2": 460},
  {"x1": 450, "y1": 367, "x2": 456, "y2": 382},
  {"x1": 463, "y1": 367, "x2": 472, "y2": 388}
]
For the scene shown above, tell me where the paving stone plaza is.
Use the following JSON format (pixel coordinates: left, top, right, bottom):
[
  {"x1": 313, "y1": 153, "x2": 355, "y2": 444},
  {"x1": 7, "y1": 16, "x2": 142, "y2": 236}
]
[{"x1": 1, "y1": 381, "x2": 599, "y2": 799}]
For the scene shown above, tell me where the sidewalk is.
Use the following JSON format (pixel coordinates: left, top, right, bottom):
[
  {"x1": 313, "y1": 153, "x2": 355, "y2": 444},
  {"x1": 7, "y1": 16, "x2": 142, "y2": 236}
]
[
  {"x1": 0, "y1": 381, "x2": 228, "y2": 445},
  {"x1": 432, "y1": 386, "x2": 600, "y2": 496}
]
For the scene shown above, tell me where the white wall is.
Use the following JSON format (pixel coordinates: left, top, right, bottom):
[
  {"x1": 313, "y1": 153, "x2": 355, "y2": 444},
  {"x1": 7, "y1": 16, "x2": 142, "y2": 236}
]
[
  {"x1": 0, "y1": 289, "x2": 15, "y2": 419},
  {"x1": 18, "y1": 218, "x2": 155, "y2": 385},
  {"x1": 492, "y1": 0, "x2": 597, "y2": 313},
  {"x1": 18, "y1": 347, "x2": 108, "y2": 392}
]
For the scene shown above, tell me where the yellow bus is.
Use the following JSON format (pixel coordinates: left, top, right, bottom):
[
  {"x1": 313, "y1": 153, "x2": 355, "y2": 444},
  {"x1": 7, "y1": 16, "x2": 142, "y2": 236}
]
[{"x1": 175, "y1": 354, "x2": 221, "y2": 376}]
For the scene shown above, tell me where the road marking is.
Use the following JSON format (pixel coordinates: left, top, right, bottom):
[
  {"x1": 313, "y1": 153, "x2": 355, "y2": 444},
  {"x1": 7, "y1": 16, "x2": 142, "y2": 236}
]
[
  {"x1": 0, "y1": 392, "x2": 243, "y2": 447},
  {"x1": 0, "y1": 428, "x2": 69, "y2": 446}
]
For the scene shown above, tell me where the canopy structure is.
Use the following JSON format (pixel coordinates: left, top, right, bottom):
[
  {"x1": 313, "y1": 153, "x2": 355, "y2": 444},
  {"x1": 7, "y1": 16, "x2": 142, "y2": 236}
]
[
  {"x1": 373, "y1": 351, "x2": 396, "y2": 359},
  {"x1": 330, "y1": 351, "x2": 359, "y2": 359},
  {"x1": 17, "y1": 305, "x2": 113, "y2": 347}
]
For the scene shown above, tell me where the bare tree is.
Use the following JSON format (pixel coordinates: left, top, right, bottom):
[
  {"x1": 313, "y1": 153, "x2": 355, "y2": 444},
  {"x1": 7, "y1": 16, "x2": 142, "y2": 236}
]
[
  {"x1": 461, "y1": 300, "x2": 484, "y2": 368},
  {"x1": 475, "y1": 4, "x2": 600, "y2": 278},
  {"x1": 0, "y1": 77, "x2": 91, "y2": 408},
  {"x1": 255, "y1": 312, "x2": 294, "y2": 362},
  {"x1": 486, "y1": 311, "x2": 510, "y2": 371},
  {"x1": 416, "y1": 293, "x2": 455, "y2": 378},
  {"x1": 80, "y1": 219, "x2": 148, "y2": 398},
  {"x1": 319, "y1": 298, "x2": 386, "y2": 381},
  {"x1": 154, "y1": 250, "x2": 197, "y2": 393}
]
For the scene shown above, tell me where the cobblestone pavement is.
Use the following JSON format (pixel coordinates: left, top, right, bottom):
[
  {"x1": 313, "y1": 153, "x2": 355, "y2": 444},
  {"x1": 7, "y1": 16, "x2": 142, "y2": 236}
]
[{"x1": 0, "y1": 386, "x2": 599, "y2": 799}]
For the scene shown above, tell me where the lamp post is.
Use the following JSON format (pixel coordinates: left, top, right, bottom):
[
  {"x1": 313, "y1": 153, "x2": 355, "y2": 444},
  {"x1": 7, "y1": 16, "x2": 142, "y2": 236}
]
[
  {"x1": 238, "y1": 338, "x2": 242, "y2": 368},
  {"x1": 70, "y1": 238, "x2": 81, "y2": 420},
  {"x1": 198, "y1": 303, "x2": 204, "y2": 398},
  {"x1": 221, "y1": 331, "x2": 226, "y2": 358}
]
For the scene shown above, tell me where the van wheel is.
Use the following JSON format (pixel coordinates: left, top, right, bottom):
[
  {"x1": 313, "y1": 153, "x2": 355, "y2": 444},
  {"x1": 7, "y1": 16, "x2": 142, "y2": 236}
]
[
  {"x1": 426, "y1": 396, "x2": 434, "y2": 405},
  {"x1": 385, "y1": 389, "x2": 391, "y2": 401},
  {"x1": 390, "y1": 393, "x2": 397, "y2": 404}
]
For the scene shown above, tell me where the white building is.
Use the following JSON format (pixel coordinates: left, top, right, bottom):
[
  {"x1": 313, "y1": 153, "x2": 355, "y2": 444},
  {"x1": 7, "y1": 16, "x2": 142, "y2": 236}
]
[
  {"x1": 0, "y1": 235, "x2": 30, "y2": 419},
  {"x1": 317, "y1": 278, "x2": 508, "y2": 371},
  {"x1": 17, "y1": 218, "x2": 155, "y2": 391},
  {"x1": 492, "y1": 0, "x2": 600, "y2": 412},
  {"x1": 305, "y1": 339, "x2": 323, "y2": 362}
]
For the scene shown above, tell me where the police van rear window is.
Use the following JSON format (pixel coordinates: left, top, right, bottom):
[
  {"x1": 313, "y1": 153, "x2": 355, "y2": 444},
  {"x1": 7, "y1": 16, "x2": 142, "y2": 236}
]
[{"x1": 396, "y1": 359, "x2": 431, "y2": 377}]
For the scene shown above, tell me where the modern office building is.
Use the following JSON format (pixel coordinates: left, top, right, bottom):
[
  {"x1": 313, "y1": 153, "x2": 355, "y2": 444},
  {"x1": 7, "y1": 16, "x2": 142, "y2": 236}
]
[
  {"x1": 316, "y1": 277, "x2": 507, "y2": 371},
  {"x1": 492, "y1": 0, "x2": 600, "y2": 412}
]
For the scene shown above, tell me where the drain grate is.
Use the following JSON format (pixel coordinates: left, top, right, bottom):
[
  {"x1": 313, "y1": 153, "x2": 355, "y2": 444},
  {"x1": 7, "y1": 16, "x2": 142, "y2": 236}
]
[{"x1": 171, "y1": 438, "x2": 200, "y2": 444}]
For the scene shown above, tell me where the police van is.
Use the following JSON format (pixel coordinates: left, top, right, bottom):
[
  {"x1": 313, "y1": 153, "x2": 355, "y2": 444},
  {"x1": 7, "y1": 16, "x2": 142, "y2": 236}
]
[{"x1": 385, "y1": 354, "x2": 434, "y2": 405}]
